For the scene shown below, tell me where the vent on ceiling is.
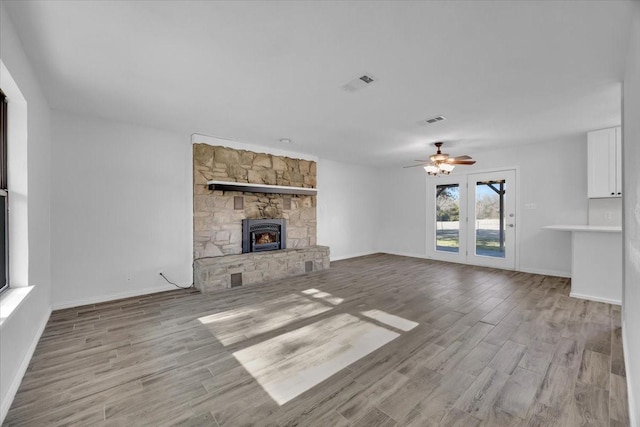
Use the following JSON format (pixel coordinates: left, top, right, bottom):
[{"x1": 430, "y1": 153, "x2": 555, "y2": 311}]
[
  {"x1": 426, "y1": 115, "x2": 447, "y2": 124},
  {"x1": 342, "y1": 73, "x2": 377, "y2": 92}
]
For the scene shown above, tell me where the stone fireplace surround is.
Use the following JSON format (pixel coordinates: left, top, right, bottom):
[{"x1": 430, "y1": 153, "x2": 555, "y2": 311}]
[{"x1": 193, "y1": 143, "x2": 329, "y2": 292}]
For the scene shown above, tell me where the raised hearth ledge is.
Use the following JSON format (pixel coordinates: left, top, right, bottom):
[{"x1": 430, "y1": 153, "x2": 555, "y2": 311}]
[
  {"x1": 194, "y1": 245, "x2": 330, "y2": 293},
  {"x1": 207, "y1": 180, "x2": 317, "y2": 196}
]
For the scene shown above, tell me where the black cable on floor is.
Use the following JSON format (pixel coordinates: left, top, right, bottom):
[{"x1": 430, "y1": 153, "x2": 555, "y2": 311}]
[
  {"x1": 159, "y1": 272, "x2": 194, "y2": 290},
  {"x1": 160, "y1": 256, "x2": 227, "y2": 290}
]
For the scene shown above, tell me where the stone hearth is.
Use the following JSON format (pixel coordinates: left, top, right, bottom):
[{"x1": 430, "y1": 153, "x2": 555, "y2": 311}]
[{"x1": 194, "y1": 246, "x2": 330, "y2": 292}]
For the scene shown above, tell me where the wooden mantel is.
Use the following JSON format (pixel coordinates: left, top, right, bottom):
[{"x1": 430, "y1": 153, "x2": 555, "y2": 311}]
[{"x1": 207, "y1": 180, "x2": 317, "y2": 196}]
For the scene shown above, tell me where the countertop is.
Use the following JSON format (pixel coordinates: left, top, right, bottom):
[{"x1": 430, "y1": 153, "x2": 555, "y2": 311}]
[{"x1": 543, "y1": 224, "x2": 622, "y2": 233}]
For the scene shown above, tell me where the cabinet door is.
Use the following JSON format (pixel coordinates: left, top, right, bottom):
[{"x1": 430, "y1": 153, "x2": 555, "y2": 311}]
[
  {"x1": 615, "y1": 126, "x2": 622, "y2": 196},
  {"x1": 588, "y1": 128, "x2": 616, "y2": 198}
]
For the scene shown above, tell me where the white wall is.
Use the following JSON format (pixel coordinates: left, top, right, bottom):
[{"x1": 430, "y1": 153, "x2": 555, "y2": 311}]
[
  {"x1": 316, "y1": 159, "x2": 378, "y2": 260},
  {"x1": 49, "y1": 128, "x2": 376, "y2": 309},
  {"x1": 589, "y1": 198, "x2": 622, "y2": 226},
  {"x1": 376, "y1": 136, "x2": 588, "y2": 277},
  {"x1": 50, "y1": 111, "x2": 193, "y2": 308},
  {"x1": 0, "y1": 2, "x2": 52, "y2": 421},
  {"x1": 376, "y1": 166, "x2": 429, "y2": 258},
  {"x1": 622, "y1": 3, "x2": 640, "y2": 424}
]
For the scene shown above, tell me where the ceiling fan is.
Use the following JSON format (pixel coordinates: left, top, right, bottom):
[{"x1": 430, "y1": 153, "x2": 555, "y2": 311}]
[{"x1": 404, "y1": 142, "x2": 476, "y2": 176}]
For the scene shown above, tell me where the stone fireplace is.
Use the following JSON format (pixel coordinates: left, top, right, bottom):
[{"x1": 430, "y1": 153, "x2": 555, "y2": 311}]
[
  {"x1": 192, "y1": 143, "x2": 329, "y2": 292},
  {"x1": 193, "y1": 144, "x2": 317, "y2": 258}
]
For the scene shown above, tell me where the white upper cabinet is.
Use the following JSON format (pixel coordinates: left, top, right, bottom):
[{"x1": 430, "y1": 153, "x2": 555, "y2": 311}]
[{"x1": 588, "y1": 126, "x2": 622, "y2": 198}]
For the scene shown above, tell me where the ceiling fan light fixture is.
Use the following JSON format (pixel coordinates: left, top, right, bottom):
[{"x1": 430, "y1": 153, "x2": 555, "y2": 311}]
[
  {"x1": 439, "y1": 163, "x2": 455, "y2": 174},
  {"x1": 404, "y1": 142, "x2": 474, "y2": 176},
  {"x1": 424, "y1": 164, "x2": 439, "y2": 175}
]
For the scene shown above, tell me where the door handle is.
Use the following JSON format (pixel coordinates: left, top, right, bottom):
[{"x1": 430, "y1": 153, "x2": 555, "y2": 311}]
[{"x1": 507, "y1": 224, "x2": 515, "y2": 228}]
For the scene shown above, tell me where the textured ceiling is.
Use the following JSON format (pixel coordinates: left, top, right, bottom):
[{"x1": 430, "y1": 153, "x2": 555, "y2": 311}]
[{"x1": 3, "y1": 0, "x2": 634, "y2": 165}]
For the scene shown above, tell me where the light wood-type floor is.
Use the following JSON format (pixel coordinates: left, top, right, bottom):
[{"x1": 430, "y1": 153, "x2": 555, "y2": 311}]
[{"x1": 5, "y1": 254, "x2": 629, "y2": 426}]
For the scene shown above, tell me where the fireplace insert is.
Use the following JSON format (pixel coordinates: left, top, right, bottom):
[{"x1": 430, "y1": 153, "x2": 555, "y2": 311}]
[{"x1": 242, "y1": 218, "x2": 286, "y2": 253}]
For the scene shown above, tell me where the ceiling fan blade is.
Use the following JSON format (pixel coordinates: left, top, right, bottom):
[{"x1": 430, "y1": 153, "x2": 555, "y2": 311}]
[
  {"x1": 448, "y1": 160, "x2": 476, "y2": 165},
  {"x1": 403, "y1": 163, "x2": 429, "y2": 168},
  {"x1": 451, "y1": 155, "x2": 472, "y2": 160},
  {"x1": 413, "y1": 159, "x2": 431, "y2": 162}
]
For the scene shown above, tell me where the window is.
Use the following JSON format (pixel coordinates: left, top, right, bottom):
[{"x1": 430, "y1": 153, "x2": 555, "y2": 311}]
[
  {"x1": 0, "y1": 88, "x2": 8, "y2": 294},
  {"x1": 435, "y1": 183, "x2": 460, "y2": 253}
]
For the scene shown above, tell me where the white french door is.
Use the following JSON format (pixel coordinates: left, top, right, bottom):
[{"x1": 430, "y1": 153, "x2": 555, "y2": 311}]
[
  {"x1": 428, "y1": 169, "x2": 517, "y2": 270},
  {"x1": 466, "y1": 170, "x2": 516, "y2": 269}
]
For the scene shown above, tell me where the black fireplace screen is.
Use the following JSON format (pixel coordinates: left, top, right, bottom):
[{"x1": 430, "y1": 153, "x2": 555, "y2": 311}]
[{"x1": 242, "y1": 219, "x2": 286, "y2": 253}]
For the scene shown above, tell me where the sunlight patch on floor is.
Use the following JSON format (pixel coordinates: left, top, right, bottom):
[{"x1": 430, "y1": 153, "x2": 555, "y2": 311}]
[
  {"x1": 232, "y1": 313, "x2": 400, "y2": 405},
  {"x1": 301, "y1": 288, "x2": 344, "y2": 305},
  {"x1": 360, "y1": 309, "x2": 419, "y2": 331},
  {"x1": 197, "y1": 293, "x2": 332, "y2": 345}
]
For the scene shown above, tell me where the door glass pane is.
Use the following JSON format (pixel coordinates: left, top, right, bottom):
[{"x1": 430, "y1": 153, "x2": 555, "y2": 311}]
[
  {"x1": 435, "y1": 184, "x2": 460, "y2": 253},
  {"x1": 475, "y1": 180, "x2": 506, "y2": 258},
  {"x1": 0, "y1": 194, "x2": 5, "y2": 293}
]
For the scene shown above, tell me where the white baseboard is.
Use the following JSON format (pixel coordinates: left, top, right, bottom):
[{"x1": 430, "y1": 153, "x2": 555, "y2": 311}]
[
  {"x1": 331, "y1": 251, "x2": 430, "y2": 262},
  {"x1": 52, "y1": 284, "x2": 179, "y2": 310},
  {"x1": 569, "y1": 292, "x2": 621, "y2": 306},
  {"x1": 380, "y1": 253, "x2": 573, "y2": 279},
  {"x1": 517, "y1": 267, "x2": 571, "y2": 278},
  {"x1": 330, "y1": 251, "x2": 377, "y2": 262},
  {"x1": 379, "y1": 251, "x2": 427, "y2": 259},
  {"x1": 383, "y1": 254, "x2": 571, "y2": 279},
  {"x1": 0, "y1": 306, "x2": 51, "y2": 423},
  {"x1": 622, "y1": 320, "x2": 638, "y2": 427}
]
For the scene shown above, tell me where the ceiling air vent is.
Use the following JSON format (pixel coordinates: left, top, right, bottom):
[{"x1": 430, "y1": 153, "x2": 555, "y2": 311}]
[
  {"x1": 426, "y1": 115, "x2": 447, "y2": 124},
  {"x1": 342, "y1": 73, "x2": 377, "y2": 92}
]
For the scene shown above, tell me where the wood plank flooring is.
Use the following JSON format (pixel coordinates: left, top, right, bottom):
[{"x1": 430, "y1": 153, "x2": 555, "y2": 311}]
[{"x1": 4, "y1": 254, "x2": 630, "y2": 426}]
